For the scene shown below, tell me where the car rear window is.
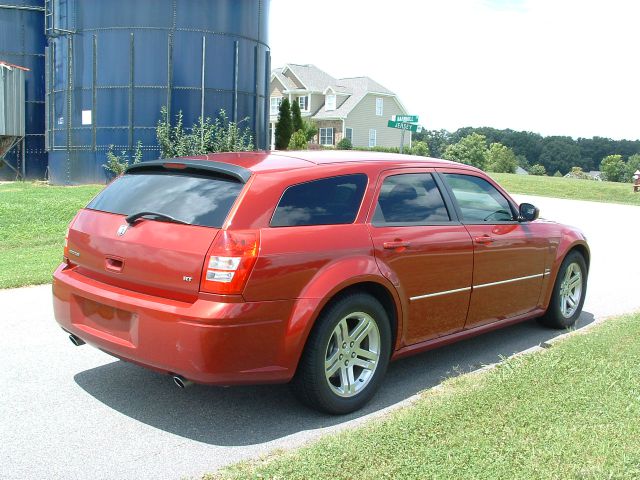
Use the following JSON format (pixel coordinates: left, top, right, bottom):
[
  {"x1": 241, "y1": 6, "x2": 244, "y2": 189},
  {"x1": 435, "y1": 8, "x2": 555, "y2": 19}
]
[
  {"x1": 86, "y1": 172, "x2": 244, "y2": 228},
  {"x1": 271, "y1": 174, "x2": 368, "y2": 227}
]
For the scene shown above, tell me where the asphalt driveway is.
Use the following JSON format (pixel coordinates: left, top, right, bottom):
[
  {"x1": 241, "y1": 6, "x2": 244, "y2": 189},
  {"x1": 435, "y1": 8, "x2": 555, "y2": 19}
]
[{"x1": 1, "y1": 194, "x2": 639, "y2": 480}]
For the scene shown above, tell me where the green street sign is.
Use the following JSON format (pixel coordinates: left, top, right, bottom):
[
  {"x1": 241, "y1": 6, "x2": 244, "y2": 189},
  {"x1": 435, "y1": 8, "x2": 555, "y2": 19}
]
[
  {"x1": 387, "y1": 120, "x2": 422, "y2": 133},
  {"x1": 392, "y1": 115, "x2": 419, "y2": 123}
]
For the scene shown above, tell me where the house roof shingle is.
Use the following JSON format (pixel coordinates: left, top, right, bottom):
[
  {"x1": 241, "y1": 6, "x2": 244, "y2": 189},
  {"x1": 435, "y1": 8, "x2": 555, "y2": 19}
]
[
  {"x1": 271, "y1": 68, "x2": 297, "y2": 90},
  {"x1": 284, "y1": 64, "x2": 337, "y2": 91}
]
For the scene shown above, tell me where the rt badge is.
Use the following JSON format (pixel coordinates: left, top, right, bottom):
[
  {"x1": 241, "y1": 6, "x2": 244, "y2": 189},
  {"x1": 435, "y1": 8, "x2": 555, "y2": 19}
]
[{"x1": 117, "y1": 224, "x2": 128, "y2": 236}]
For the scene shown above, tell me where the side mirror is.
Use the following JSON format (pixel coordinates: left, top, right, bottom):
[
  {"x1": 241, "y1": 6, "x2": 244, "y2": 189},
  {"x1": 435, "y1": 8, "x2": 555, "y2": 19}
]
[{"x1": 518, "y1": 203, "x2": 539, "y2": 222}]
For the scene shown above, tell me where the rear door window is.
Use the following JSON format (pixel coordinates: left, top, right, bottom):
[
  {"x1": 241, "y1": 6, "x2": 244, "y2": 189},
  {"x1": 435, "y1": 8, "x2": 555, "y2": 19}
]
[
  {"x1": 270, "y1": 174, "x2": 367, "y2": 227},
  {"x1": 443, "y1": 173, "x2": 514, "y2": 222},
  {"x1": 373, "y1": 173, "x2": 450, "y2": 225},
  {"x1": 86, "y1": 172, "x2": 244, "y2": 228}
]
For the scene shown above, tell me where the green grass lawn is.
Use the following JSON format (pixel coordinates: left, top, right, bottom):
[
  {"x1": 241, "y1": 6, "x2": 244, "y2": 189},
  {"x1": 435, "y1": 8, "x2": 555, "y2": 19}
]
[
  {"x1": 491, "y1": 172, "x2": 640, "y2": 205},
  {"x1": 213, "y1": 313, "x2": 640, "y2": 480},
  {"x1": 0, "y1": 182, "x2": 103, "y2": 289}
]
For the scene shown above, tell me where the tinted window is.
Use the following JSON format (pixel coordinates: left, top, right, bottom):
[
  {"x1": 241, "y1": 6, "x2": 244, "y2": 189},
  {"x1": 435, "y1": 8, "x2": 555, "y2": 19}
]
[
  {"x1": 373, "y1": 173, "x2": 450, "y2": 225},
  {"x1": 86, "y1": 172, "x2": 243, "y2": 228},
  {"x1": 443, "y1": 174, "x2": 514, "y2": 222},
  {"x1": 271, "y1": 174, "x2": 367, "y2": 227}
]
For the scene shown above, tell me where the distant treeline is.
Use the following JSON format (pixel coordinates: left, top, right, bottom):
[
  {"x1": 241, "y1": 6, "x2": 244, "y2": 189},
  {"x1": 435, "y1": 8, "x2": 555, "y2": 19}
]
[{"x1": 413, "y1": 127, "x2": 640, "y2": 174}]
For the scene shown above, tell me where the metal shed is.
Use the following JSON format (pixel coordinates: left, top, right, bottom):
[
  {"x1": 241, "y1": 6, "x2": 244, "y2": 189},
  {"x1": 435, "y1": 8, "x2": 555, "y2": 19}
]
[
  {"x1": 0, "y1": 1, "x2": 47, "y2": 180},
  {"x1": 0, "y1": 61, "x2": 27, "y2": 177}
]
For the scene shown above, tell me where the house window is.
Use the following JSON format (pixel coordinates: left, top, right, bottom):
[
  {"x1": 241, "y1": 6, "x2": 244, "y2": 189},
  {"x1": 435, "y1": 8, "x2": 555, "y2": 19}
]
[
  {"x1": 376, "y1": 98, "x2": 383, "y2": 116},
  {"x1": 369, "y1": 129, "x2": 377, "y2": 147},
  {"x1": 270, "y1": 96, "x2": 283, "y2": 116},
  {"x1": 325, "y1": 94, "x2": 336, "y2": 111},
  {"x1": 345, "y1": 128, "x2": 353, "y2": 142},
  {"x1": 320, "y1": 128, "x2": 334, "y2": 145},
  {"x1": 298, "y1": 96, "x2": 308, "y2": 111}
]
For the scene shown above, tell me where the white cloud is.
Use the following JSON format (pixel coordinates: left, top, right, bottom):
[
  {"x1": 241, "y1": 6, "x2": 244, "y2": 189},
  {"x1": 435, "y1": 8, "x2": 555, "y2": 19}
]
[{"x1": 269, "y1": 0, "x2": 640, "y2": 140}]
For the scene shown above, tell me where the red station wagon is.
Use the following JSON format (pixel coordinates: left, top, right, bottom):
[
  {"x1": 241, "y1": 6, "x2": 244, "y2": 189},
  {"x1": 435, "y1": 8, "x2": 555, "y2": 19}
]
[{"x1": 53, "y1": 151, "x2": 589, "y2": 414}]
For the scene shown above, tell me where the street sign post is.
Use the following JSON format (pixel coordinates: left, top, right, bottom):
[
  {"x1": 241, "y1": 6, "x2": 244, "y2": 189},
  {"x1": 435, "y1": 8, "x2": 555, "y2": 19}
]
[
  {"x1": 387, "y1": 115, "x2": 421, "y2": 153},
  {"x1": 392, "y1": 115, "x2": 419, "y2": 123},
  {"x1": 387, "y1": 120, "x2": 422, "y2": 133}
]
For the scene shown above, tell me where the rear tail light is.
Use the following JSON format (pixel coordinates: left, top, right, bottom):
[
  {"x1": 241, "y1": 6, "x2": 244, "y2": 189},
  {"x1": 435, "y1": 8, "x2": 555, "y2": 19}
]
[
  {"x1": 63, "y1": 214, "x2": 79, "y2": 266},
  {"x1": 63, "y1": 226, "x2": 71, "y2": 265},
  {"x1": 200, "y1": 230, "x2": 260, "y2": 295}
]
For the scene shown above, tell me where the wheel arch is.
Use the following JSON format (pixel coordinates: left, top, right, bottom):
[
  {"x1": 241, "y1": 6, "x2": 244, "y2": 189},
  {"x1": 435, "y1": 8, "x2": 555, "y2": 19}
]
[
  {"x1": 321, "y1": 281, "x2": 400, "y2": 348},
  {"x1": 541, "y1": 238, "x2": 590, "y2": 310},
  {"x1": 285, "y1": 277, "x2": 403, "y2": 379},
  {"x1": 568, "y1": 243, "x2": 590, "y2": 271}
]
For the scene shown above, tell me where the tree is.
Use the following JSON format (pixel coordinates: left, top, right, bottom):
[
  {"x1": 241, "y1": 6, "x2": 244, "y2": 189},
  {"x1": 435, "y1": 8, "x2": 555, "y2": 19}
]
[
  {"x1": 291, "y1": 98, "x2": 303, "y2": 133},
  {"x1": 274, "y1": 98, "x2": 292, "y2": 150},
  {"x1": 416, "y1": 129, "x2": 450, "y2": 158},
  {"x1": 485, "y1": 143, "x2": 517, "y2": 173},
  {"x1": 577, "y1": 136, "x2": 614, "y2": 172},
  {"x1": 538, "y1": 137, "x2": 581, "y2": 175},
  {"x1": 600, "y1": 154, "x2": 626, "y2": 182},
  {"x1": 529, "y1": 164, "x2": 546, "y2": 176},
  {"x1": 443, "y1": 133, "x2": 488, "y2": 169},
  {"x1": 624, "y1": 154, "x2": 640, "y2": 182},
  {"x1": 288, "y1": 130, "x2": 308, "y2": 150},
  {"x1": 411, "y1": 141, "x2": 429, "y2": 157},
  {"x1": 515, "y1": 154, "x2": 530, "y2": 171}
]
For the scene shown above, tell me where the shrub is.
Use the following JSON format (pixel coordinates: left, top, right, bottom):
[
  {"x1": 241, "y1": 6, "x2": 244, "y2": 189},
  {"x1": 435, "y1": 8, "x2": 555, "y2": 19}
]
[
  {"x1": 529, "y1": 164, "x2": 546, "y2": 176},
  {"x1": 156, "y1": 106, "x2": 253, "y2": 158},
  {"x1": 353, "y1": 146, "x2": 401, "y2": 154},
  {"x1": 103, "y1": 141, "x2": 142, "y2": 176},
  {"x1": 288, "y1": 130, "x2": 308, "y2": 150},
  {"x1": 302, "y1": 119, "x2": 318, "y2": 142},
  {"x1": 336, "y1": 137, "x2": 352, "y2": 150},
  {"x1": 565, "y1": 166, "x2": 592, "y2": 180},
  {"x1": 553, "y1": 170, "x2": 563, "y2": 177}
]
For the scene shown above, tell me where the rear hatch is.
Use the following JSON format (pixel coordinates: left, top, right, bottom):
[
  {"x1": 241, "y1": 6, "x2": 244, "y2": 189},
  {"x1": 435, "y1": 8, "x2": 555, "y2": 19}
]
[{"x1": 66, "y1": 160, "x2": 250, "y2": 302}]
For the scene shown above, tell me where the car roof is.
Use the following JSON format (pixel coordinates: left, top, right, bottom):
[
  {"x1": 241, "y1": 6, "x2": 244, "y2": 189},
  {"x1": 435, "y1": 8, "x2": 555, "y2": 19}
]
[{"x1": 186, "y1": 150, "x2": 476, "y2": 175}]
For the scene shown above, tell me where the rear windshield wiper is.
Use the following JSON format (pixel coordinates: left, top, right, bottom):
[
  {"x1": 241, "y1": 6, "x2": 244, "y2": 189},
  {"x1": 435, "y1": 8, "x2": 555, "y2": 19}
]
[{"x1": 125, "y1": 211, "x2": 189, "y2": 226}]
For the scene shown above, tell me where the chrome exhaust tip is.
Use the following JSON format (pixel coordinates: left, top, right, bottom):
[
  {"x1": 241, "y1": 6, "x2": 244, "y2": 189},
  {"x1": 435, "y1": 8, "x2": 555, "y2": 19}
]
[
  {"x1": 69, "y1": 334, "x2": 85, "y2": 346},
  {"x1": 172, "y1": 375, "x2": 193, "y2": 389}
]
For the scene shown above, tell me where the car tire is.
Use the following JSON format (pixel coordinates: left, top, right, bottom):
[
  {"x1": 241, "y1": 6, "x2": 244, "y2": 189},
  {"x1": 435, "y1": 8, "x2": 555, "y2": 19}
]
[
  {"x1": 538, "y1": 251, "x2": 587, "y2": 329},
  {"x1": 291, "y1": 293, "x2": 392, "y2": 414}
]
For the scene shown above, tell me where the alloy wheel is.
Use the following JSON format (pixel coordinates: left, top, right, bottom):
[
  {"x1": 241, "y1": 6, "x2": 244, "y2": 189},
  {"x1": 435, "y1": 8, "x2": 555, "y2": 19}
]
[
  {"x1": 324, "y1": 312, "x2": 381, "y2": 398},
  {"x1": 559, "y1": 262, "x2": 583, "y2": 318}
]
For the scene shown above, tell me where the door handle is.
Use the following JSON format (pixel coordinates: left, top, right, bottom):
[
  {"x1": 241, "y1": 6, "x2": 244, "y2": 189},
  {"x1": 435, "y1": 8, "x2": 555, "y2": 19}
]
[
  {"x1": 474, "y1": 235, "x2": 494, "y2": 244},
  {"x1": 383, "y1": 240, "x2": 411, "y2": 250}
]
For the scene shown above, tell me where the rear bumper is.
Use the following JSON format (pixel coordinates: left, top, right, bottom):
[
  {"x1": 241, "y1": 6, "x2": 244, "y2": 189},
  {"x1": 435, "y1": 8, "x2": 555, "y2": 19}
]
[{"x1": 52, "y1": 264, "x2": 299, "y2": 385}]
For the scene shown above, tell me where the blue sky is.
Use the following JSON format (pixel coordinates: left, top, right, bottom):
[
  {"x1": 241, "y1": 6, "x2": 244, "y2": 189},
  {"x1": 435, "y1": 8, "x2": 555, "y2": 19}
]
[{"x1": 270, "y1": 0, "x2": 639, "y2": 140}]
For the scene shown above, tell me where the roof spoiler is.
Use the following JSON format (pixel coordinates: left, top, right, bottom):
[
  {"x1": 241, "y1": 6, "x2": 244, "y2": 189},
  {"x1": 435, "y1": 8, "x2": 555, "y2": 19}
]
[{"x1": 125, "y1": 159, "x2": 251, "y2": 183}]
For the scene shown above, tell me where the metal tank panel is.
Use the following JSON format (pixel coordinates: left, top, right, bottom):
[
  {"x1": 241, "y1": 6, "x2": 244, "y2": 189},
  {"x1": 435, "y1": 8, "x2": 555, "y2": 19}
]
[
  {"x1": 0, "y1": 1, "x2": 47, "y2": 179},
  {"x1": 47, "y1": 0, "x2": 270, "y2": 184}
]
